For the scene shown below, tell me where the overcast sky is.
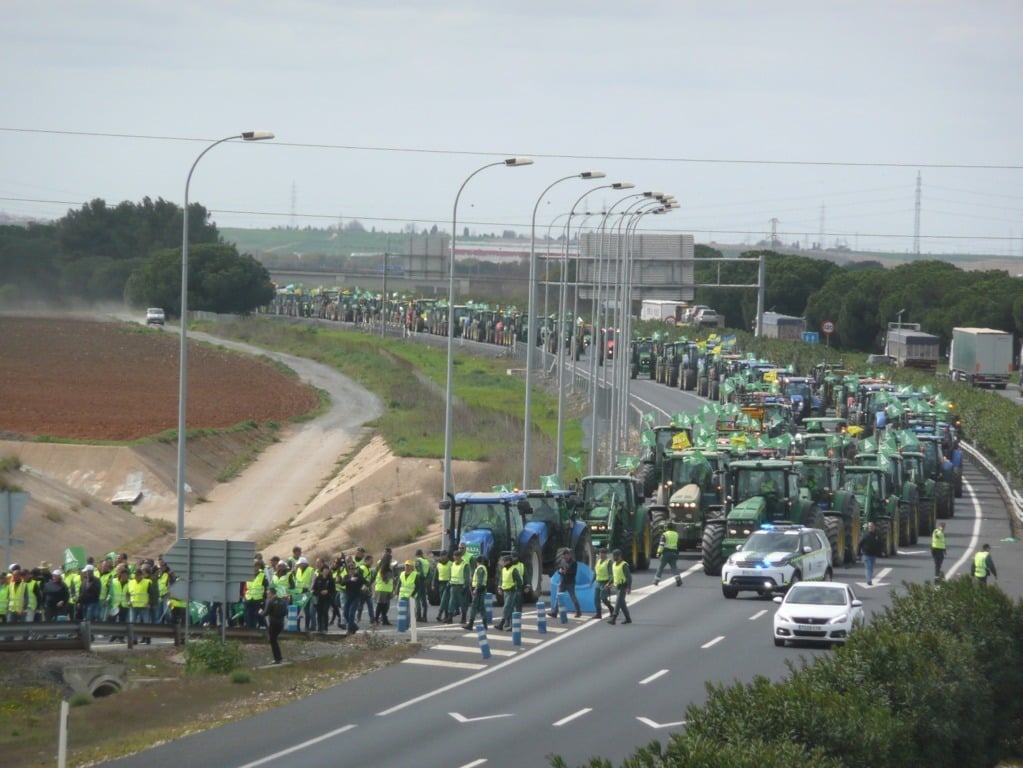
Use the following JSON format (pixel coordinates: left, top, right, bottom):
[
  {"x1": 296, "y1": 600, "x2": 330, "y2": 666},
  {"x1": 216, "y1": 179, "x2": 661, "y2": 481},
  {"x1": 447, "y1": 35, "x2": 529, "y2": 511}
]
[{"x1": 2, "y1": 1, "x2": 1021, "y2": 255}]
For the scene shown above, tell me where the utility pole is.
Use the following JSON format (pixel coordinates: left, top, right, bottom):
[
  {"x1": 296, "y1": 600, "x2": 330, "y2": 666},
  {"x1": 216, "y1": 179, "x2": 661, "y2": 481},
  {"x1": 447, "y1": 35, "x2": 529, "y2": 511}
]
[{"x1": 913, "y1": 171, "x2": 922, "y2": 255}]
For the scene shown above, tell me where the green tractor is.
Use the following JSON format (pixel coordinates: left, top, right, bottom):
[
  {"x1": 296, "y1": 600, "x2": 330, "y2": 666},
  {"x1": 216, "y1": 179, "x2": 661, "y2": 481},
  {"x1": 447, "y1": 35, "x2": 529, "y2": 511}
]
[
  {"x1": 648, "y1": 449, "x2": 728, "y2": 555},
  {"x1": 899, "y1": 449, "x2": 938, "y2": 536},
  {"x1": 630, "y1": 338, "x2": 656, "y2": 379},
  {"x1": 842, "y1": 464, "x2": 902, "y2": 557},
  {"x1": 578, "y1": 475, "x2": 653, "y2": 570},
  {"x1": 794, "y1": 454, "x2": 861, "y2": 565},
  {"x1": 701, "y1": 459, "x2": 823, "y2": 576},
  {"x1": 655, "y1": 339, "x2": 684, "y2": 387}
]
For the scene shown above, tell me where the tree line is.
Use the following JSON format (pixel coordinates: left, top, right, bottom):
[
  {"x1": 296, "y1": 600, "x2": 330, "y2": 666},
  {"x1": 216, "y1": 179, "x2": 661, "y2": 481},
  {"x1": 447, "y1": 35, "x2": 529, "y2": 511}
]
[{"x1": 0, "y1": 197, "x2": 273, "y2": 314}]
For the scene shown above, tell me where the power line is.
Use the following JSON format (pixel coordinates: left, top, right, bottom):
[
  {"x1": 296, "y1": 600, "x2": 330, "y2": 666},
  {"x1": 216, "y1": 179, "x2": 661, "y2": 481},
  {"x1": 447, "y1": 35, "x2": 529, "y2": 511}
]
[{"x1": 2, "y1": 126, "x2": 1021, "y2": 171}]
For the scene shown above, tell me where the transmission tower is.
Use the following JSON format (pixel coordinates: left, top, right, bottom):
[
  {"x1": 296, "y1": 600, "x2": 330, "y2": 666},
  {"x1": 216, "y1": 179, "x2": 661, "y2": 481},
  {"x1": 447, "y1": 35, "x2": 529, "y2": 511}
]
[
  {"x1": 818, "y1": 205, "x2": 826, "y2": 250},
  {"x1": 769, "y1": 217, "x2": 780, "y2": 248},
  {"x1": 913, "y1": 171, "x2": 921, "y2": 255}
]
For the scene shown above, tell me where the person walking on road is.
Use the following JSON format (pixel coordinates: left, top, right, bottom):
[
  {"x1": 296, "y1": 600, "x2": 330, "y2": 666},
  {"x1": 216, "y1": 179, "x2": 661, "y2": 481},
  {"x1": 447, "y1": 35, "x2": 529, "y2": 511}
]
[
  {"x1": 930, "y1": 522, "x2": 947, "y2": 579},
  {"x1": 653, "y1": 528, "x2": 682, "y2": 586},
  {"x1": 434, "y1": 551, "x2": 452, "y2": 623},
  {"x1": 607, "y1": 549, "x2": 632, "y2": 625},
  {"x1": 549, "y1": 548, "x2": 582, "y2": 618},
  {"x1": 591, "y1": 548, "x2": 613, "y2": 619},
  {"x1": 494, "y1": 555, "x2": 522, "y2": 631},
  {"x1": 857, "y1": 521, "x2": 884, "y2": 586},
  {"x1": 463, "y1": 555, "x2": 489, "y2": 630},
  {"x1": 972, "y1": 543, "x2": 998, "y2": 584}
]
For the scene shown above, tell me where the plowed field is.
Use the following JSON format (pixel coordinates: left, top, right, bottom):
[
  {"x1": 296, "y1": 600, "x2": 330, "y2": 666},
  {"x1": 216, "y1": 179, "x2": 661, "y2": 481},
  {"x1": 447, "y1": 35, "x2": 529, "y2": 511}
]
[{"x1": 0, "y1": 316, "x2": 319, "y2": 440}]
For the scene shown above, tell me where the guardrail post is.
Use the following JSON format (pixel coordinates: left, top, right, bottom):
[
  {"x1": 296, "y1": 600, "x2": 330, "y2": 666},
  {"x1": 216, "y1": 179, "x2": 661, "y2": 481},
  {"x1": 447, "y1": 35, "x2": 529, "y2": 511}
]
[
  {"x1": 536, "y1": 601, "x2": 547, "y2": 634},
  {"x1": 511, "y1": 611, "x2": 522, "y2": 647},
  {"x1": 474, "y1": 622, "x2": 491, "y2": 659}
]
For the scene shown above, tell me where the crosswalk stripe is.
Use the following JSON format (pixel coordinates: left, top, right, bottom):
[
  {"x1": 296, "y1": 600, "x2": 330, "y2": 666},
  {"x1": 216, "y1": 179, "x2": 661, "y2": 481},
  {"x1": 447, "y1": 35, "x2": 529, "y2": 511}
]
[
  {"x1": 401, "y1": 658, "x2": 487, "y2": 670},
  {"x1": 432, "y1": 643, "x2": 517, "y2": 657}
]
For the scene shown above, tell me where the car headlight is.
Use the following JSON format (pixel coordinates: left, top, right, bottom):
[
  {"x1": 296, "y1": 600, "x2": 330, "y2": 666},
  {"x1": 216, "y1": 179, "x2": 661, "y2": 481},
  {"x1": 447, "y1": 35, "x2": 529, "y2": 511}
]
[
  {"x1": 776, "y1": 612, "x2": 792, "y2": 623},
  {"x1": 827, "y1": 613, "x2": 849, "y2": 625}
]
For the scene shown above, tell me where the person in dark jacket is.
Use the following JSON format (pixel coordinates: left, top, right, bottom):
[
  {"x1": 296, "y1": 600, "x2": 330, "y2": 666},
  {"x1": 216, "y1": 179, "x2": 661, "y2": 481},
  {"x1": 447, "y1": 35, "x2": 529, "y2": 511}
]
[
  {"x1": 78, "y1": 567, "x2": 103, "y2": 623},
  {"x1": 42, "y1": 569, "x2": 70, "y2": 622},
  {"x1": 312, "y1": 565, "x2": 336, "y2": 635},
  {"x1": 341, "y1": 556, "x2": 368, "y2": 635},
  {"x1": 549, "y1": 549, "x2": 582, "y2": 618},
  {"x1": 857, "y1": 521, "x2": 884, "y2": 585}
]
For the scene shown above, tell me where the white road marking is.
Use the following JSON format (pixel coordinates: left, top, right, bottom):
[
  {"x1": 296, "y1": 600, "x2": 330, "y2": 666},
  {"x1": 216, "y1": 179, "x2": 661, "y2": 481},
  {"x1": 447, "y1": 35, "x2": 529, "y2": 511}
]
[
  {"x1": 701, "y1": 635, "x2": 725, "y2": 649},
  {"x1": 235, "y1": 724, "x2": 356, "y2": 767},
  {"x1": 432, "y1": 643, "x2": 517, "y2": 657},
  {"x1": 450, "y1": 712, "x2": 513, "y2": 723},
  {"x1": 457, "y1": 760, "x2": 487, "y2": 768},
  {"x1": 947, "y1": 478, "x2": 984, "y2": 579},
  {"x1": 401, "y1": 658, "x2": 487, "y2": 670},
  {"x1": 639, "y1": 669, "x2": 669, "y2": 685},
  {"x1": 748, "y1": 609, "x2": 768, "y2": 621},
  {"x1": 636, "y1": 716, "x2": 687, "y2": 729},
  {"x1": 553, "y1": 708, "x2": 592, "y2": 727},
  {"x1": 479, "y1": 633, "x2": 541, "y2": 645}
]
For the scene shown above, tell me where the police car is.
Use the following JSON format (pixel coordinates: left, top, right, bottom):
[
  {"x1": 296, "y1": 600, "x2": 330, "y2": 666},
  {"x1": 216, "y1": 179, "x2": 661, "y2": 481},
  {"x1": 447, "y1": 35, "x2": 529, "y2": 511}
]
[{"x1": 721, "y1": 523, "x2": 832, "y2": 599}]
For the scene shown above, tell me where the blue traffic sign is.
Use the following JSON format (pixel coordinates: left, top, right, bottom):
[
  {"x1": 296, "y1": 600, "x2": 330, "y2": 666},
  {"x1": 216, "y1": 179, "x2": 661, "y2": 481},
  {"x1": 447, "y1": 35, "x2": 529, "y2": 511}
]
[{"x1": 802, "y1": 332, "x2": 820, "y2": 344}]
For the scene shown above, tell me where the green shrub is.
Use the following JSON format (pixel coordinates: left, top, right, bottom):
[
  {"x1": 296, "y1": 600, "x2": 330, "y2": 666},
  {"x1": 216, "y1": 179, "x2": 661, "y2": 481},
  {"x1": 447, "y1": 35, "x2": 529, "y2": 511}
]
[
  {"x1": 229, "y1": 670, "x2": 252, "y2": 684},
  {"x1": 551, "y1": 736, "x2": 842, "y2": 768},
  {"x1": 68, "y1": 692, "x2": 92, "y2": 708},
  {"x1": 183, "y1": 639, "x2": 243, "y2": 674}
]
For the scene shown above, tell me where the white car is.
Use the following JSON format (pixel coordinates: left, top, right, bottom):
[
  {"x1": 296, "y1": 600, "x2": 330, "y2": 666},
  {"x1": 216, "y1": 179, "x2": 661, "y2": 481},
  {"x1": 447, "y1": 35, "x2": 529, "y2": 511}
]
[
  {"x1": 146, "y1": 307, "x2": 166, "y2": 326},
  {"x1": 773, "y1": 581, "x2": 864, "y2": 647},
  {"x1": 721, "y1": 524, "x2": 832, "y2": 599}
]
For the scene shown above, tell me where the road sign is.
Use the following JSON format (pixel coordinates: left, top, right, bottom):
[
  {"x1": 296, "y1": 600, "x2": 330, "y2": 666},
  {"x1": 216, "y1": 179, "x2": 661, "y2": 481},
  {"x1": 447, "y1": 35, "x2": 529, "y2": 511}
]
[
  {"x1": 1, "y1": 490, "x2": 29, "y2": 532},
  {"x1": 821, "y1": 320, "x2": 835, "y2": 335},
  {"x1": 802, "y1": 331, "x2": 820, "y2": 344},
  {"x1": 163, "y1": 538, "x2": 255, "y2": 604}
]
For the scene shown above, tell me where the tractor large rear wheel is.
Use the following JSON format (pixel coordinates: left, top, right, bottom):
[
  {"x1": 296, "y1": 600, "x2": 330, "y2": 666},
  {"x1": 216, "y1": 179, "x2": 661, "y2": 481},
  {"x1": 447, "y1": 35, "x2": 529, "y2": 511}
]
[
  {"x1": 918, "y1": 498, "x2": 936, "y2": 536},
  {"x1": 522, "y1": 540, "x2": 543, "y2": 604},
  {"x1": 574, "y1": 530, "x2": 594, "y2": 569},
  {"x1": 935, "y1": 483, "x2": 954, "y2": 519},
  {"x1": 702, "y1": 520, "x2": 725, "y2": 576},
  {"x1": 635, "y1": 516, "x2": 653, "y2": 571},
  {"x1": 824, "y1": 515, "x2": 843, "y2": 567}
]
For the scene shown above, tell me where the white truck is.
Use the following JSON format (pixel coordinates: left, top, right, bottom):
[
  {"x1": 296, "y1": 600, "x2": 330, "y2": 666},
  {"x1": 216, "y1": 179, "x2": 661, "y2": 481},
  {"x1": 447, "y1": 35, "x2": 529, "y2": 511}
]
[
  {"x1": 640, "y1": 299, "x2": 687, "y2": 325},
  {"x1": 948, "y1": 327, "x2": 1014, "y2": 389},
  {"x1": 884, "y1": 323, "x2": 939, "y2": 370}
]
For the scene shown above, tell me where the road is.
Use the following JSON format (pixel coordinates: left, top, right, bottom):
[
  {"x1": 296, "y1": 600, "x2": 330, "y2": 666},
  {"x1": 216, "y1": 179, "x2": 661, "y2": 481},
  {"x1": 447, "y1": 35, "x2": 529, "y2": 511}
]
[{"x1": 100, "y1": 346, "x2": 1022, "y2": 768}]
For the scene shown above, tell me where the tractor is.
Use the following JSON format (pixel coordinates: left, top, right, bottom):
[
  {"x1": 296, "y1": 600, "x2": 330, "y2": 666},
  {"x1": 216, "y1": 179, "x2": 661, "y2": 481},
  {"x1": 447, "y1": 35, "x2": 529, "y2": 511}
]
[
  {"x1": 841, "y1": 464, "x2": 902, "y2": 557},
  {"x1": 578, "y1": 475, "x2": 653, "y2": 570},
  {"x1": 793, "y1": 454, "x2": 861, "y2": 565},
  {"x1": 648, "y1": 449, "x2": 728, "y2": 555},
  {"x1": 779, "y1": 375, "x2": 823, "y2": 423},
  {"x1": 436, "y1": 490, "x2": 544, "y2": 603},
  {"x1": 520, "y1": 488, "x2": 594, "y2": 571},
  {"x1": 701, "y1": 459, "x2": 823, "y2": 576},
  {"x1": 630, "y1": 338, "x2": 656, "y2": 379}
]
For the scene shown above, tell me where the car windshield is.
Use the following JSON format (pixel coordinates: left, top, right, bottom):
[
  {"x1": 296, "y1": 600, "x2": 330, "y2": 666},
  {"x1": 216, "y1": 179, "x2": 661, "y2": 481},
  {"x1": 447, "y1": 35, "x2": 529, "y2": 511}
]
[
  {"x1": 742, "y1": 532, "x2": 799, "y2": 554},
  {"x1": 785, "y1": 586, "x2": 848, "y2": 606},
  {"x1": 460, "y1": 503, "x2": 504, "y2": 531}
]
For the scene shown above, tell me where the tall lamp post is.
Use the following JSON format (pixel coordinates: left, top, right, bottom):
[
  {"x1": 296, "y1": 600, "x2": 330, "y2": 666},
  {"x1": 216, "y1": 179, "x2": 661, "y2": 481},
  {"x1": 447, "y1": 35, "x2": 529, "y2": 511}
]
[
  {"x1": 522, "y1": 171, "x2": 604, "y2": 490},
  {"x1": 177, "y1": 130, "x2": 274, "y2": 542},
  {"x1": 443, "y1": 157, "x2": 533, "y2": 548},
  {"x1": 555, "y1": 182, "x2": 633, "y2": 481}
]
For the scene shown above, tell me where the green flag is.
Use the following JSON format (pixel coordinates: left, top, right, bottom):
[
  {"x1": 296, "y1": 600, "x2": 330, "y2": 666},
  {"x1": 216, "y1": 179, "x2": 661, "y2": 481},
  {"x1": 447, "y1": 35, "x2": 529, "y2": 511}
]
[
  {"x1": 540, "y1": 475, "x2": 561, "y2": 491},
  {"x1": 64, "y1": 546, "x2": 87, "y2": 572},
  {"x1": 492, "y1": 483, "x2": 514, "y2": 493}
]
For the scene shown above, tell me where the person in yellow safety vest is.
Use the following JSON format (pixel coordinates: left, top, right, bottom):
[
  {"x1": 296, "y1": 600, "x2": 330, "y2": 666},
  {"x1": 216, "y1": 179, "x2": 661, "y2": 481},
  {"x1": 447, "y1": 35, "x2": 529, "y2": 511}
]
[
  {"x1": 607, "y1": 549, "x2": 632, "y2": 625},
  {"x1": 931, "y1": 522, "x2": 947, "y2": 579},
  {"x1": 107, "y1": 568, "x2": 132, "y2": 642},
  {"x1": 445, "y1": 551, "x2": 470, "y2": 625},
  {"x1": 494, "y1": 555, "x2": 522, "y2": 631},
  {"x1": 511, "y1": 551, "x2": 527, "y2": 613},
  {"x1": 654, "y1": 528, "x2": 683, "y2": 586},
  {"x1": 167, "y1": 595, "x2": 188, "y2": 627},
  {"x1": 972, "y1": 543, "x2": 998, "y2": 584},
  {"x1": 128, "y1": 569, "x2": 154, "y2": 644},
  {"x1": 372, "y1": 559, "x2": 395, "y2": 626},
  {"x1": 434, "y1": 552, "x2": 452, "y2": 623},
  {"x1": 155, "y1": 562, "x2": 174, "y2": 624},
  {"x1": 414, "y1": 549, "x2": 432, "y2": 622},
  {"x1": 292, "y1": 556, "x2": 315, "y2": 632},
  {"x1": 6, "y1": 567, "x2": 30, "y2": 623},
  {"x1": 590, "y1": 548, "x2": 614, "y2": 619},
  {"x1": 462, "y1": 556, "x2": 489, "y2": 630},
  {"x1": 97, "y1": 559, "x2": 115, "y2": 622},
  {"x1": 245, "y1": 562, "x2": 268, "y2": 629},
  {"x1": 0, "y1": 570, "x2": 9, "y2": 622},
  {"x1": 64, "y1": 566, "x2": 81, "y2": 621},
  {"x1": 398, "y1": 560, "x2": 421, "y2": 626}
]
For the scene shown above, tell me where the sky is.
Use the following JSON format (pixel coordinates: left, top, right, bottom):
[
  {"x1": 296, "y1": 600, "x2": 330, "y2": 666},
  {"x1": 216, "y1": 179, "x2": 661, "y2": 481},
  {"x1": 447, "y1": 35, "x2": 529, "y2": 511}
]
[{"x1": 2, "y1": 1, "x2": 1021, "y2": 257}]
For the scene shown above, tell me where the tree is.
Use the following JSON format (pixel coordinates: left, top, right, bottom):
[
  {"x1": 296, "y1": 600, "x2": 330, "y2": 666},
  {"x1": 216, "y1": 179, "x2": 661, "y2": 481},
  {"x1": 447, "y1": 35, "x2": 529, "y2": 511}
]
[{"x1": 126, "y1": 243, "x2": 274, "y2": 315}]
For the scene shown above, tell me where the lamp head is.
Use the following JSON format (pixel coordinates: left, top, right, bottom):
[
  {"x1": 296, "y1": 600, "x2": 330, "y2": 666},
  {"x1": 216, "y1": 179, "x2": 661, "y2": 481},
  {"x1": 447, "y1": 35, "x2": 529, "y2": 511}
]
[
  {"x1": 241, "y1": 131, "x2": 275, "y2": 141},
  {"x1": 505, "y1": 157, "x2": 534, "y2": 167},
  {"x1": 580, "y1": 171, "x2": 606, "y2": 179},
  {"x1": 643, "y1": 191, "x2": 663, "y2": 198},
  {"x1": 612, "y1": 182, "x2": 635, "y2": 190}
]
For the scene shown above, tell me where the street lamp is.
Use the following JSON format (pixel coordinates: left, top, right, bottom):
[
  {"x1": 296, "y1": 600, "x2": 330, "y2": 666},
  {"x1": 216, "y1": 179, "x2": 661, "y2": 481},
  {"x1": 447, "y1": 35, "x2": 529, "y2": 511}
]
[
  {"x1": 522, "y1": 171, "x2": 605, "y2": 490},
  {"x1": 555, "y1": 182, "x2": 633, "y2": 481},
  {"x1": 177, "y1": 130, "x2": 274, "y2": 542},
  {"x1": 443, "y1": 157, "x2": 533, "y2": 547}
]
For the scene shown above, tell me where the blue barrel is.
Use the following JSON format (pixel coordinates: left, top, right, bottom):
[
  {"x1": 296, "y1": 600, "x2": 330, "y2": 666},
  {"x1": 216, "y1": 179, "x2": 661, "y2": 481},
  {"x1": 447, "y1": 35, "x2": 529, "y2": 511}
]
[
  {"x1": 475, "y1": 622, "x2": 491, "y2": 659},
  {"x1": 537, "y1": 601, "x2": 547, "y2": 634},
  {"x1": 397, "y1": 597, "x2": 409, "y2": 632},
  {"x1": 286, "y1": 604, "x2": 298, "y2": 632},
  {"x1": 511, "y1": 611, "x2": 522, "y2": 647}
]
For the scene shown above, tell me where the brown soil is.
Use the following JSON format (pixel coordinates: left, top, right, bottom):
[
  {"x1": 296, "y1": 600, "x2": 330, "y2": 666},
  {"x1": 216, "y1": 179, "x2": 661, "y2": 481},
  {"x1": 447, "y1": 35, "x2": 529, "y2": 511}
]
[{"x1": 0, "y1": 316, "x2": 319, "y2": 441}]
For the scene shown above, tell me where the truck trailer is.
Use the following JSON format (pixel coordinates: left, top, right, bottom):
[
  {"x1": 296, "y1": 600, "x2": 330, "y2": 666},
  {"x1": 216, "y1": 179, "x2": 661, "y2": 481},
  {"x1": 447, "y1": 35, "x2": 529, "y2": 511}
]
[
  {"x1": 761, "y1": 311, "x2": 806, "y2": 341},
  {"x1": 640, "y1": 299, "x2": 687, "y2": 325},
  {"x1": 948, "y1": 327, "x2": 1014, "y2": 389},
  {"x1": 884, "y1": 323, "x2": 940, "y2": 370}
]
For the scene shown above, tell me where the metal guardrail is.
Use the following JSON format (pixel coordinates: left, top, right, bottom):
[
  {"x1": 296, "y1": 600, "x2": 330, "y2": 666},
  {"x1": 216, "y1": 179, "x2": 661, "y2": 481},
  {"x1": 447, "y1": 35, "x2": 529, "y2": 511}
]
[
  {"x1": 0, "y1": 621, "x2": 312, "y2": 652},
  {"x1": 960, "y1": 441, "x2": 1023, "y2": 525}
]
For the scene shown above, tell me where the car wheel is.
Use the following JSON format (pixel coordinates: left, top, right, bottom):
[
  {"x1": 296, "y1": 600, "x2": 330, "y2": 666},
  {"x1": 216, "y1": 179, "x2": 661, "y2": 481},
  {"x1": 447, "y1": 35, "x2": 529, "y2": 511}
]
[
  {"x1": 774, "y1": 637, "x2": 785, "y2": 647},
  {"x1": 722, "y1": 585, "x2": 738, "y2": 599}
]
